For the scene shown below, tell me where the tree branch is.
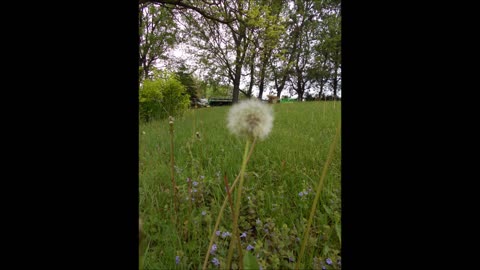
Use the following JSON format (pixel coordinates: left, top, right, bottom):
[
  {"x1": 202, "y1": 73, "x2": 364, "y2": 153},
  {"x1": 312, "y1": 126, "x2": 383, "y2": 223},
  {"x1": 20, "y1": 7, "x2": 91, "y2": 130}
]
[{"x1": 139, "y1": 0, "x2": 235, "y2": 24}]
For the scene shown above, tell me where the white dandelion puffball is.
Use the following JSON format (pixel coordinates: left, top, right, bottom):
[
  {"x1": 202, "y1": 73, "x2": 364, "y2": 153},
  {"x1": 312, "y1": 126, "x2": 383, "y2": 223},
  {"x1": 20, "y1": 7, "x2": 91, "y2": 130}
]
[{"x1": 227, "y1": 99, "x2": 274, "y2": 140}]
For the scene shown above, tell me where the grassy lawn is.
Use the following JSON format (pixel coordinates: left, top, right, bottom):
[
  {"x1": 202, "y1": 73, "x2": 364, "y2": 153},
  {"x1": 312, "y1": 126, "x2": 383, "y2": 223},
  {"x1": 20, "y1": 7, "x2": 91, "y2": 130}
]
[{"x1": 139, "y1": 101, "x2": 341, "y2": 270}]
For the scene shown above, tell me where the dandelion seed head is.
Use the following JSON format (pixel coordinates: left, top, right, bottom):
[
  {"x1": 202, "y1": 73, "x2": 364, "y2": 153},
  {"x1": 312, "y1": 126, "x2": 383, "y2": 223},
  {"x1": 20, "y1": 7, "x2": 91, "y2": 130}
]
[{"x1": 227, "y1": 99, "x2": 274, "y2": 141}]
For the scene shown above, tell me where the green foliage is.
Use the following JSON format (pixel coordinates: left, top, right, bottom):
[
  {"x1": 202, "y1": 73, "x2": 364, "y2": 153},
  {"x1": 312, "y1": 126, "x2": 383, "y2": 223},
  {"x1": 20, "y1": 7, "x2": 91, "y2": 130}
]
[
  {"x1": 243, "y1": 251, "x2": 260, "y2": 270},
  {"x1": 206, "y1": 81, "x2": 233, "y2": 98},
  {"x1": 139, "y1": 73, "x2": 191, "y2": 122},
  {"x1": 139, "y1": 79, "x2": 163, "y2": 122}
]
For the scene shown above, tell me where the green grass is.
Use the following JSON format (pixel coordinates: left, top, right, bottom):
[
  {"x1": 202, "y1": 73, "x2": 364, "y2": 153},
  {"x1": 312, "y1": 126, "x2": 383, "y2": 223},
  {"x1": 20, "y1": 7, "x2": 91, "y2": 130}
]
[{"x1": 140, "y1": 101, "x2": 341, "y2": 270}]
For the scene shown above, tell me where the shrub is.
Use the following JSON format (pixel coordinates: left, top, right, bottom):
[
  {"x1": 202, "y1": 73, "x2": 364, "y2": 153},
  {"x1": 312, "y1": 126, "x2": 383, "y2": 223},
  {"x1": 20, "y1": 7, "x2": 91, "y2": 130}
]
[{"x1": 139, "y1": 74, "x2": 191, "y2": 122}]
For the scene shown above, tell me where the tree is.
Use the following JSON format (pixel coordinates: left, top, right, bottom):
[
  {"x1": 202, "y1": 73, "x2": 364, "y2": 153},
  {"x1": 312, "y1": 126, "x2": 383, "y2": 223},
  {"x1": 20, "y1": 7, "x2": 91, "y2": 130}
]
[
  {"x1": 179, "y1": 0, "x2": 259, "y2": 103},
  {"x1": 175, "y1": 64, "x2": 199, "y2": 103},
  {"x1": 139, "y1": 3, "x2": 177, "y2": 81}
]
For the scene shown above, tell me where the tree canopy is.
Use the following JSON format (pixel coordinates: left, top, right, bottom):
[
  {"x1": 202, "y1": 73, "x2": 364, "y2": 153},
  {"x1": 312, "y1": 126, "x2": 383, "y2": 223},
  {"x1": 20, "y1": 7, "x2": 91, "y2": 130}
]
[{"x1": 139, "y1": 0, "x2": 341, "y2": 102}]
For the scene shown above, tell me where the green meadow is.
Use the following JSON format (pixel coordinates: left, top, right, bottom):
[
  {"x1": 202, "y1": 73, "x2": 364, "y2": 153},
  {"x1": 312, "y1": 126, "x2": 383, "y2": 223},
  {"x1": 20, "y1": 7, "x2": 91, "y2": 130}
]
[{"x1": 139, "y1": 101, "x2": 341, "y2": 270}]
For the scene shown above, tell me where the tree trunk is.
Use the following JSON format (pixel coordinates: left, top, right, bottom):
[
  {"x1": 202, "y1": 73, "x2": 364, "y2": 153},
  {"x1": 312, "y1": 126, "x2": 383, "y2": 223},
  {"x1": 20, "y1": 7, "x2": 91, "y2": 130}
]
[
  {"x1": 232, "y1": 64, "x2": 242, "y2": 103},
  {"x1": 257, "y1": 51, "x2": 271, "y2": 100}
]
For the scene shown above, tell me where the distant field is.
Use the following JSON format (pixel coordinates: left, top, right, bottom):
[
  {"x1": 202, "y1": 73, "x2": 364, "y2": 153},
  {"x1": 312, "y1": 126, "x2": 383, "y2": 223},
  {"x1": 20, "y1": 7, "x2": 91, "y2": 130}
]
[{"x1": 139, "y1": 101, "x2": 341, "y2": 270}]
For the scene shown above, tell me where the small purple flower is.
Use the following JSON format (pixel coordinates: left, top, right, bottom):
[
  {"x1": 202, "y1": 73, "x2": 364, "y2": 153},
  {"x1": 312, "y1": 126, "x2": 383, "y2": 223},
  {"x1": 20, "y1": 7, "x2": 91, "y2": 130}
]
[
  {"x1": 202, "y1": 210, "x2": 206, "y2": 216},
  {"x1": 193, "y1": 189, "x2": 197, "y2": 193},
  {"x1": 216, "y1": 230, "x2": 221, "y2": 236},
  {"x1": 175, "y1": 256, "x2": 180, "y2": 265},
  {"x1": 289, "y1": 257, "x2": 294, "y2": 262},
  {"x1": 240, "y1": 232, "x2": 247, "y2": 238},
  {"x1": 259, "y1": 266, "x2": 263, "y2": 270},
  {"x1": 326, "y1": 258, "x2": 332, "y2": 265},
  {"x1": 298, "y1": 192, "x2": 304, "y2": 197},
  {"x1": 322, "y1": 266, "x2": 326, "y2": 270},
  {"x1": 211, "y1": 257, "x2": 220, "y2": 267},
  {"x1": 193, "y1": 181, "x2": 199, "y2": 186},
  {"x1": 246, "y1": 244, "x2": 254, "y2": 251},
  {"x1": 210, "y1": 244, "x2": 217, "y2": 254},
  {"x1": 221, "y1": 231, "x2": 231, "y2": 238}
]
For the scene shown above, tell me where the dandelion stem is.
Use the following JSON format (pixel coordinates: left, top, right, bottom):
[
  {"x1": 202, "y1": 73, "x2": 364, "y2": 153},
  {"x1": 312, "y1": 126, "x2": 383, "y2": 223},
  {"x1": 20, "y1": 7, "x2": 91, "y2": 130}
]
[
  {"x1": 227, "y1": 138, "x2": 251, "y2": 269},
  {"x1": 223, "y1": 173, "x2": 243, "y2": 267},
  {"x1": 169, "y1": 117, "x2": 178, "y2": 218},
  {"x1": 295, "y1": 123, "x2": 341, "y2": 270},
  {"x1": 202, "y1": 138, "x2": 257, "y2": 270}
]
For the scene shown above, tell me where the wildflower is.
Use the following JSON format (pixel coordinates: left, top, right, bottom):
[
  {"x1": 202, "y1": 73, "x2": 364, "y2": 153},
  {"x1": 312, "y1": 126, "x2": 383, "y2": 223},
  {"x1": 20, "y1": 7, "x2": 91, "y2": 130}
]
[
  {"x1": 322, "y1": 266, "x2": 326, "y2": 270},
  {"x1": 326, "y1": 258, "x2": 332, "y2": 265},
  {"x1": 299, "y1": 192, "x2": 304, "y2": 197},
  {"x1": 211, "y1": 257, "x2": 220, "y2": 267},
  {"x1": 210, "y1": 244, "x2": 217, "y2": 254},
  {"x1": 227, "y1": 99, "x2": 274, "y2": 141},
  {"x1": 221, "y1": 231, "x2": 231, "y2": 238},
  {"x1": 193, "y1": 189, "x2": 197, "y2": 193},
  {"x1": 193, "y1": 181, "x2": 198, "y2": 187},
  {"x1": 240, "y1": 232, "x2": 247, "y2": 238},
  {"x1": 202, "y1": 211, "x2": 206, "y2": 216},
  {"x1": 246, "y1": 244, "x2": 254, "y2": 251},
  {"x1": 216, "y1": 231, "x2": 221, "y2": 236},
  {"x1": 175, "y1": 256, "x2": 180, "y2": 265},
  {"x1": 289, "y1": 257, "x2": 294, "y2": 262}
]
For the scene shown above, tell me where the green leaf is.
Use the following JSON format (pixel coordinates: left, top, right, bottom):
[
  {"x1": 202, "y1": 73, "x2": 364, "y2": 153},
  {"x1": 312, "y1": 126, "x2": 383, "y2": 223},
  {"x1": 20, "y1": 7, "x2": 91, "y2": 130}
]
[
  {"x1": 243, "y1": 251, "x2": 260, "y2": 270},
  {"x1": 335, "y1": 222, "x2": 341, "y2": 242}
]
